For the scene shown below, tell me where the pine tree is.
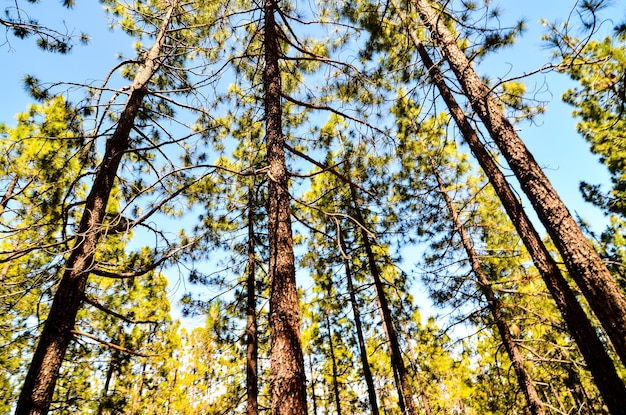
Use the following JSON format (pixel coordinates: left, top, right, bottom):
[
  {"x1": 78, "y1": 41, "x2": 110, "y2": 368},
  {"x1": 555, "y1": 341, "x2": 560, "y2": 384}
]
[{"x1": 408, "y1": 0, "x2": 626, "y2": 372}]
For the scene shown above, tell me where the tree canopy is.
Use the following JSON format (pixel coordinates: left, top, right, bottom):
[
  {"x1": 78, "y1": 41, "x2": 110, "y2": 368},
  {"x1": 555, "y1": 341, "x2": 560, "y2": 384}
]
[{"x1": 2, "y1": 1, "x2": 626, "y2": 414}]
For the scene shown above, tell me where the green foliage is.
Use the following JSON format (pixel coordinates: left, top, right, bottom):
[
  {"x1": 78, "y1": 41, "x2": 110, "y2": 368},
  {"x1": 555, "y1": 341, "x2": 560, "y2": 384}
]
[
  {"x1": 4, "y1": 1, "x2": 626, "y2": 414},
  {"x1": 1, "y1": 1, "x2": 89, "y2": 53},
  {"x1": 559, "y1": 34, "x2": 626, "y2": 215}
]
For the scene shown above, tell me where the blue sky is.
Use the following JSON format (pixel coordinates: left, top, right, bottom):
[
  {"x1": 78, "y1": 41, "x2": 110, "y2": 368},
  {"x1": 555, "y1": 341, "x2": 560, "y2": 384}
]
[
  {"x1": 0, "y1": 0, "x2": 620, "y2": 234},
  {"x1": 472, "y1": 0, "x2": 624, "y2": 234}
]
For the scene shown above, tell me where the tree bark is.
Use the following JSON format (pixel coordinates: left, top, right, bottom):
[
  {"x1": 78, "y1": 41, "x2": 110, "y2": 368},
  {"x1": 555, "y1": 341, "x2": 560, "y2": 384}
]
[
  {"x1": 246, "y1": 184, "x2": 259, "y2": 415},
  {"x1": 264, "y1": 1, "x2": 307, "y2": 414},
  {"x1": 95, "y1": 349, "x2": 118, "y2": 415},
  {"x1": 393, "y1": 5, "x2": 626, "y2": 412},
  {"x1": 341, "y1": 233, "x2": 380, "y2": 415},
  {"x1": 349, "y1": 184, "x2": 418, "y2": 415},
  {"x1": 412, "y1": 0, "x2": 626, "y2": 367},
  {"x1": 15, "y1": 6, "x2": 174, "y2": 415},
  {"x1": 399, "y1": 320, "x2": 432, "y2": 415},
  {"x1": 0, "y1": 175, "x2": 18, "y2": 215},
  {"x1": 308, "y1": 353, "x2": 319, "y2": 415},
  {"x1": 324, "y1": 312, "x2": 343, "y2": 415},
  {"x1": 431, "y1": 162, "x2": 546, "y2": 415}
]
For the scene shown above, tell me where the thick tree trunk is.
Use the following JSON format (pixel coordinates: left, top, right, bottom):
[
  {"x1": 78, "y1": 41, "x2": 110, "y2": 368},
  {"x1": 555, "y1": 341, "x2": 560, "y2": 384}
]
[
  {"x1": 412, "y1": 0, "x2": 626, "y2": 367},
  {"x1": 246, "y1": 185, "x2": 259, "y2": 415},
  {"x1": 15, "y1": 7, "x2": 174, "y2": 415},
  {"x1": 341, "y1": 234, "x2": 380, "y2": 415},
  {"x1": 393, "y1": 5, "x2": 626, "y2": 412},
  {"x1": 349, "y1": 186, "x2": 418, "y2": 415},
  {"x1": 432, "y1": 163, "x2": 546, "y2": 415},
  {"x1": 264, "y1": 1, "x2": 307, "y2": 414}
]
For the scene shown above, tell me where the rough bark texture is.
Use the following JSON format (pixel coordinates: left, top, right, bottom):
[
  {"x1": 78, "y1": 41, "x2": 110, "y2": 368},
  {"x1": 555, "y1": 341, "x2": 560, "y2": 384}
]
[
  {"x1": 432, "y1": 163, "x2": 546, "y2": 415},
  {"x1": 413, "y1": 0, "x2": 626, "y2": 368},
  {"x1": 350, "y1": 186, "x2": 418, "y2": 415},
  {"x1": 15, "y1": 7, "x2": 174, "y2": 415},
  {"x1": 246, "y1": 187, "x2": 259, "y2": 415},
  {"x1": 264, "y1": 1, "x2": 307, "y2": 414},
  {"x1": 396, "y1": 5, "x2": 626, "y2": 412},
  {"x1": 342, "y1": 234, "x2": 380, "y2": 415}
]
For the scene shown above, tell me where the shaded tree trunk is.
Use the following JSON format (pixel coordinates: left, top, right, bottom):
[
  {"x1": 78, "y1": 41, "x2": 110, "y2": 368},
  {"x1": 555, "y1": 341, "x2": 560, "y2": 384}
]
[
  {"x1": 308, "y1": 353, "x2": 319, "y2": 415},
  {"x1": 399, "y1": 321, "x2": 432, "y2": 415},
  {"x1": 391, "y1": 4, "x2": 626, "y2": 412},
  {"x1": 431, "y1": 162, "x2": 546, "y2": 415},
  {"x1": 95, "y1": 350, "x2": 118, "y2": 415},
  {"x1": 246, "y1": 185, "x2": 259, "y2": 415},
  {"x1": 341, "y1": 233, "x2": 380, "y2": 415},
  {"x1": 264, "y1": 1, "x2": 307, "y2": 414},
  {"x1": 324, "y1": 312, "x2": 343, "y2": 415},
  {"x1": 348, "y1": 184, "x2": 418, "y2": 415},
  {"x1": 412, "y1": 0, "x2": 626, "y2": 368},
  {"x1": 15, "y1": 7, "x2": 174, "y2": 414}
]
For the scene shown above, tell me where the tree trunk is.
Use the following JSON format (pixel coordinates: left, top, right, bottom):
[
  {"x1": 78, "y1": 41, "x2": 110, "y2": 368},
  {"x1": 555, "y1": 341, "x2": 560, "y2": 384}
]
[
  {"x1": 341, "y1": 233, "x2": 380, "y2": 415},
  {"x1": 392, "y1": 5, "x2": 626, "y2": 411},
  {"x1": 246, "y1": 184, "x2": 259, "y2": 415},
  {"x1": 0, "y1": 175, "x2": 18, "y2": 215},
  {"x1": 96, "y1": 350, "x2": 118, "y2": 415},
  {"x1": 308, "y1": 353, "x2": 319, "y2": 415},
  {"x1": 349, "y1": 185, "x2": 418, "y2": 415},
  {"x1": 399, "y1": 320, "x2": 432, "y2": 415},
  {"x1": 412, "y1": 0, "x2": 626, "y2": 367},
  {"x1": 264, "y1": 1, "x2": 307, "y2": 414},
  {"x1": 325, "y1": 312, "x2": 343, "y2": 415},
  {"x1": 15, "y1": 7, "x2": 174, "y2": 415},
  {"x1": 431, "y1": 162, "x2": 546, "y2": 415},
  {"x1": 130, "y1": 360, "x2": 147, "y2": 415}
]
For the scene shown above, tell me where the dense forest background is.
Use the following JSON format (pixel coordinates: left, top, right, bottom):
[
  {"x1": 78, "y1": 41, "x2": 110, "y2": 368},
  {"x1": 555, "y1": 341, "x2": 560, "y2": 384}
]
[{"x1": 2, "y1": 0, "x2": 626, "y2": 414}]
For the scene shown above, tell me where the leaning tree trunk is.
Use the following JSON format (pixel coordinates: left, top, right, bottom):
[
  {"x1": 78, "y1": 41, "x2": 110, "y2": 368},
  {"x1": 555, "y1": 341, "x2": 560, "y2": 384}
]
[
  {"x1": 349, "y1": 185, "x2": 418, "y2": 415},
  {"x1": 15, "y1": 7, "x2": 174, "y2": 415},
  {"x1": 431, "y1": 162, "x2": 546, "y2": 415},
  {"x1": 263, "y1": 1, "x2": 307, "y2": 414},
  {"x1": 341, "y1": 233, "x2": 380, "y2": 415},
  {"x1": 246, "y1": 184, "x2": 259, "y2": 415},
  {"x1": 412, "y1": 0, "x2": 626, "y2": 367},
  {"x1": 391, "y1": 4, "x2": 626, "y2": 412}
]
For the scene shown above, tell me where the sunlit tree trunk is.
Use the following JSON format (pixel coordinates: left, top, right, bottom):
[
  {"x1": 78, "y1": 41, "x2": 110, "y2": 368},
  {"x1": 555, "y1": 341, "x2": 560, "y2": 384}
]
[
  {"x1": 390, "y1": 3, "x2": 626, "y2": 411},
  {"x1": 432, "y1": 162, "x2": 546, "y2": 415},
  {"x1": 15, "y1": 7, "x2": 175, "y2": 414},
  {"x1": 264, "y1": 1, "x2": 307, "y2": 413},
  {"x1": 341, "y1": 233, "x2": 380, "y2": 415},
  {"x1": 349, "y1": 184, "x2": 418, "y2": 415},
  {"x1": 411, "y1": 0, "x2": 626, "y2": 369}
]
